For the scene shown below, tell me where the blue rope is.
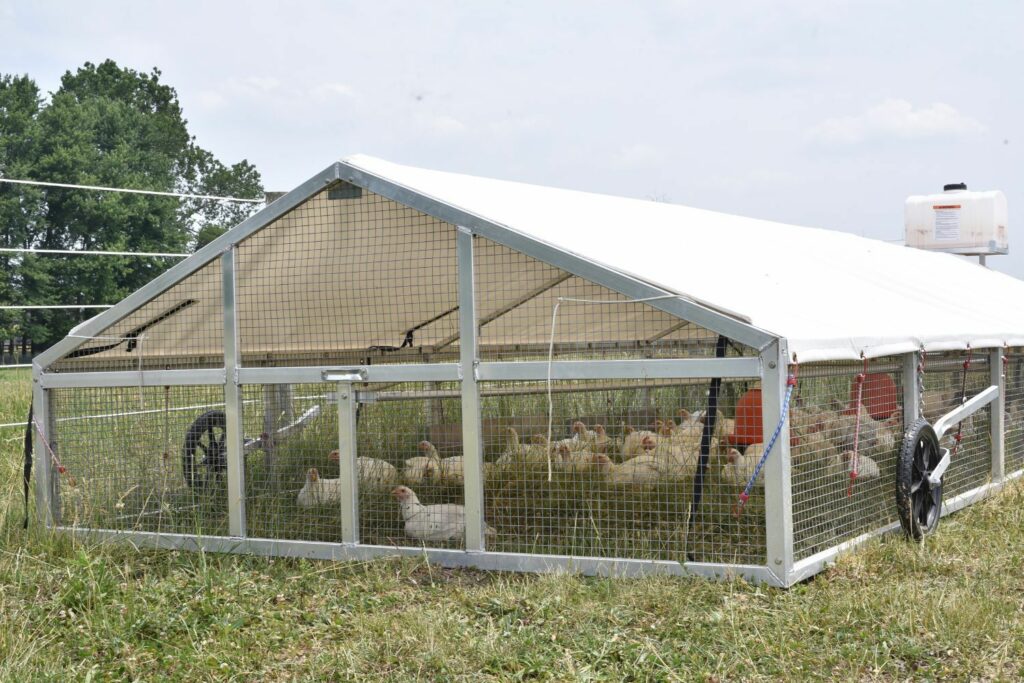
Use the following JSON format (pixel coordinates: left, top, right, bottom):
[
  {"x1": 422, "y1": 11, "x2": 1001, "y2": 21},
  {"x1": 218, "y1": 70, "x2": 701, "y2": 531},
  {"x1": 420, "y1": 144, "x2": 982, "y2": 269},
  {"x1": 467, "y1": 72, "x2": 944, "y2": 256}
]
[{"x1": 737, "y1": 373, "x2": 797, "y2": 511}]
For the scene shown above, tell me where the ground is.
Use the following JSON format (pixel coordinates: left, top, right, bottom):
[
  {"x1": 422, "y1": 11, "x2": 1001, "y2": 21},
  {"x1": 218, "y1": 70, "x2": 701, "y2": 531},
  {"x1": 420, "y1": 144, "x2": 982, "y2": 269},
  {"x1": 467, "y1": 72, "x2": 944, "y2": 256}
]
[{"x1": 1, "y1": 369, "x2": 1022, "y2": 680}]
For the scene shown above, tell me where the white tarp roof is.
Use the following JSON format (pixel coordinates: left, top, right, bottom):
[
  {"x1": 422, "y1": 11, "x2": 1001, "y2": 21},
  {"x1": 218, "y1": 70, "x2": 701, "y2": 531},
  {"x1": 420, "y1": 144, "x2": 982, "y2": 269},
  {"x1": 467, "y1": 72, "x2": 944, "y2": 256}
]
[{"x1": 346, "y1": 154, "x2": 1024, "y2": 363}]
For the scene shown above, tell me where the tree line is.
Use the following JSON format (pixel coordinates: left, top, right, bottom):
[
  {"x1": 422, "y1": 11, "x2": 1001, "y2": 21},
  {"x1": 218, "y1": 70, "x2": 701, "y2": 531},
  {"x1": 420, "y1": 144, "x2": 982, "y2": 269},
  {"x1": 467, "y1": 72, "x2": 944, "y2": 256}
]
[{"x1": 0, "y1": 60, "x2": 264, "y2": 350}]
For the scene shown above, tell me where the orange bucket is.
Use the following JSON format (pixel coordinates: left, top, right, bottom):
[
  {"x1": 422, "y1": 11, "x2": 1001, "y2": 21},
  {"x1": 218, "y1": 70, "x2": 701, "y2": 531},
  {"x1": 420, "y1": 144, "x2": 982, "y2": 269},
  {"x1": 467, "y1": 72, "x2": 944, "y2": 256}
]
[
  {"x1": 726, "y1": 388, "x2": 763, "y2": 446},
  {"x1": 843, "y1": 373, "x2": 898, "y2": 420}
]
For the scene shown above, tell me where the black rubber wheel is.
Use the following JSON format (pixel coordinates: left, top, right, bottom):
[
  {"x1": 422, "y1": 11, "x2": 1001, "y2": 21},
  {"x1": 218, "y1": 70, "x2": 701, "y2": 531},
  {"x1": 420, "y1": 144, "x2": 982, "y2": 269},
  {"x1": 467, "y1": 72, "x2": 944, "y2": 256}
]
[
  {"x1": 182, "y1": 410, "x2": 227, "y2": 490},
  {"x1": 896, "y1": 418, "x2": 943, "y2": 540}
]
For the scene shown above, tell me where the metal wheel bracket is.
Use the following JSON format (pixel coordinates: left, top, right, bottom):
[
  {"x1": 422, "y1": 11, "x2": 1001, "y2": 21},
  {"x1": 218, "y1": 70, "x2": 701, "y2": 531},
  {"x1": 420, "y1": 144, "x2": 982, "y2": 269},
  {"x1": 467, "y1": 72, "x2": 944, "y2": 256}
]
[
  {"x1": 932, "y1": 385, "x2": 998, "y2": 439},
  {"x1": 928, "y1": 447, "x2": 951, "y2": 486}
]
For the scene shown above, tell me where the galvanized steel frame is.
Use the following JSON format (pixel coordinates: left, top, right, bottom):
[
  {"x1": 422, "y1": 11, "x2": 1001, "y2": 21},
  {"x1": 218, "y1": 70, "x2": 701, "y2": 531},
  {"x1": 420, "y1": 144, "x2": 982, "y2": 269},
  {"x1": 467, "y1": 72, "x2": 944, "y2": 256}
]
[
  {"x1": 761, "y1": 340, "x2": 794, "y2": 586},
  {"x1": 457, "y1": 228, "x2": 486, "y2": 551},
  {"x1": 223, "y1": 248, "x2": 246, "y2": 537}
]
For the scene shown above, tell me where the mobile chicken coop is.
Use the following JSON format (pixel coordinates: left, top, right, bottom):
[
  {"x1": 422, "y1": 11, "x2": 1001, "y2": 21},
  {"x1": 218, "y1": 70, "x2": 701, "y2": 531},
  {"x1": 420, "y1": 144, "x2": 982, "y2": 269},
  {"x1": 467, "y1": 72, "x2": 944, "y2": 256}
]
[{"x1": 31, "y1": 156, "x2": 1024, "y2": 587}]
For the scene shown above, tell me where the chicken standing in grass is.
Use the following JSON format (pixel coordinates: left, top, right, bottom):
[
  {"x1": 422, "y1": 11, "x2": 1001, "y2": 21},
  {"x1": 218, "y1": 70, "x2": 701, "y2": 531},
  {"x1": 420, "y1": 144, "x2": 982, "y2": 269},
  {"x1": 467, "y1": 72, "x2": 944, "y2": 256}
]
[
  {"x1": 827, "y1": 451, "x2": 882, "y2": 481},
  {"x1": 621, "y1": 425, "x2": 659, "y2": 460},
  {"x1": 297, "y1": 468, "x2": 343, "y2": 507},
  {"x1": 572, "y1": 421, "x2": 610, "y2": 453},
  {"x1": 721, "y1": 444, "x2": 764, "y2": 488},
  {"x1": 390, "y1": 485, "x2": 496, "y2": 541},
  {"x1": 606, "y1": 435, "x2": 698, "y2": 486},
  {"x1": 327, "y1": 450, "x2": 398, "y2": 487},
  {"x1": 417, "y1": 440, "x2": 464, "y2": 485}
]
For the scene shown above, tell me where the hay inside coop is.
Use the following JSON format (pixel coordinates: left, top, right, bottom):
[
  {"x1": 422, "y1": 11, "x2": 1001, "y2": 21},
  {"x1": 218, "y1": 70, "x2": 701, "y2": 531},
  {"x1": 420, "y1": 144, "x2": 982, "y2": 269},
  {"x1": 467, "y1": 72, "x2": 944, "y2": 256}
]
[{"x1": 32, "y1": 155, "x2": 1024, "y2": 587}]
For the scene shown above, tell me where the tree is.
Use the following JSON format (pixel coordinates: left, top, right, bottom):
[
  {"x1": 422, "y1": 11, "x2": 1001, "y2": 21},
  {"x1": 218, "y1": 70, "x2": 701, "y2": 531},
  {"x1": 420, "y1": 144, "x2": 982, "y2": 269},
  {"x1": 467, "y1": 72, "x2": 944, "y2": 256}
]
[{"x1": 0, "y1": 60, "x2": 263, "y2": 349}]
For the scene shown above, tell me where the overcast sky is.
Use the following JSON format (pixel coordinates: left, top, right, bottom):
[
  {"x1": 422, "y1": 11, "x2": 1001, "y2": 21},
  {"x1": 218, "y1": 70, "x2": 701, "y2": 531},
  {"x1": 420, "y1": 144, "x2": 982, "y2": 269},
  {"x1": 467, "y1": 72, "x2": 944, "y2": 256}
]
[{"x1": 2, "y1": 1, "x2": 1021, "y2": 275}]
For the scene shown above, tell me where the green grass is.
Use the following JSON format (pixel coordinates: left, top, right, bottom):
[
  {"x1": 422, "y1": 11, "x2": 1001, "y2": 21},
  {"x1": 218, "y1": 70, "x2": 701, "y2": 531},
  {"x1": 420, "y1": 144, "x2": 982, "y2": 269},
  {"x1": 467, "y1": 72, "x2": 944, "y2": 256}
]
[{"x1": 2, "y1": 369, "x2": 1024, "y2": 680}]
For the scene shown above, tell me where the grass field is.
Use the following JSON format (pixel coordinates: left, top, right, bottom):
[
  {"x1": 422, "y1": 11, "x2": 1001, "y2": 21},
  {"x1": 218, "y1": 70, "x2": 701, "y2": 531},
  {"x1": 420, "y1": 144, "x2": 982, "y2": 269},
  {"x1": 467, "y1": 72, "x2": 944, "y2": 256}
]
[{"x1": 2, "y1": 368, "x2": 1023, "y2": 680}]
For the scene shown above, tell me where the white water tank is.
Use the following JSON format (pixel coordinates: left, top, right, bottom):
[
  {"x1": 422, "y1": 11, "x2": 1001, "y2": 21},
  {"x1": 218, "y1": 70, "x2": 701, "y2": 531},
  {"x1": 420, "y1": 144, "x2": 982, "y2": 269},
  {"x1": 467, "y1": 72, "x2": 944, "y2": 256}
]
[{"x1": 905, "y1": 183, "x2": 1008, "y2": 255}]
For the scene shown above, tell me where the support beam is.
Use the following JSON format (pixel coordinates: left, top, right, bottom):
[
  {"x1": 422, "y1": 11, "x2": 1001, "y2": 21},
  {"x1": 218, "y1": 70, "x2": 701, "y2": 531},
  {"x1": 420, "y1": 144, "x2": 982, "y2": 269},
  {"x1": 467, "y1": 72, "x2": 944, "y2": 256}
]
[
  {"x1": 991, "y1": 347, "x2": 1005, "y2": 482},
  {"x1": 31, "y1": 369, "x2": 56, "y2": 526},
  {"x1": 456, "y1": 227, "x2": 485, "y2": 551},
  {"x1": 761, "y1": 340, "x2": 794, "y2": 587},
  {"x1": 222, "y1": 249, "x2": 246, "y2": 537},
  {"x1": 477, "y1": 357, "x2": 760, "y2": 381},
  {"x1": 337, "y1": 382, "x2": 359, "y2": 544},
  {"x1": 433, "y1": 272, "x2": 573, "y2": 350},
  {"x1": 646, "y1": 319, "x2": 692, "y2": 343},
  {"x1": 903, "y1": 351, "x2": 921, "y2": 425}
]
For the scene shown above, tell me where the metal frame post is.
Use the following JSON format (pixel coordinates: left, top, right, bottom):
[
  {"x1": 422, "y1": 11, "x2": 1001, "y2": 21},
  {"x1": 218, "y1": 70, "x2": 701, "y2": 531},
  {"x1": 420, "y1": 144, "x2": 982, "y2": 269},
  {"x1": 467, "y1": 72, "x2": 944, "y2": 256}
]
[
  {"x1": 31, "y1": 370, "x2": 56, "y2": 526},
  {"x1": 337, "y1": 382, "x2": 360, "y2": 544},
  {"x1": 761, "y1": 341, "x2": 793, "y2": 587},
  {"x1": 456, "y1": 227, "x2": 485, "y2": 551},
  {"x1": 903, "y1": 351, "x2": 921, "y2": 424},
  {"x1": 222, "y1": 248, "x2": 246, "y2": 537},
  {"x1": 991, "y1": 348, "x2": 1005, "y2": 482}
]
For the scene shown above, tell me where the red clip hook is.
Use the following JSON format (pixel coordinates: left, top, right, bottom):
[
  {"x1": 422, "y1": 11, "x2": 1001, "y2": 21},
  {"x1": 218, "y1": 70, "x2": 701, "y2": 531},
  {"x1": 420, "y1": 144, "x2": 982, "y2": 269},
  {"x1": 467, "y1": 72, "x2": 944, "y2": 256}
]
[{"x1": 732, "y1": 491, "x2": 750, "y2": 518}]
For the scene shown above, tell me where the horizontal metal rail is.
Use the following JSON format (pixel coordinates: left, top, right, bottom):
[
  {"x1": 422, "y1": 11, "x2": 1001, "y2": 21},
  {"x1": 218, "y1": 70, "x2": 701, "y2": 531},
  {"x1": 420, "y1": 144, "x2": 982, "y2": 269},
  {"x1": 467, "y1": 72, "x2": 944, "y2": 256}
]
[
  {"x1": 40, "y1": 368, "x2": 226, "y2": 389},
  {"x1": 54, "y1": 527, "x2": 781, "y2": 586},
  {"x1": 478, "y1": 357, "x2": 760, "y2": 381}
]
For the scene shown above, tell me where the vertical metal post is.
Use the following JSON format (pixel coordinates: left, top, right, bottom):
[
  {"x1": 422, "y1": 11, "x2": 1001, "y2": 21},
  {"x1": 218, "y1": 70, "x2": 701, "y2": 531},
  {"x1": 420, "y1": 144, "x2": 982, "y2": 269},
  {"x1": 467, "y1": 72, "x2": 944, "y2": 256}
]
[
  {"x1": 337, "y1": 382, "x2": 360, "y2": 544},
  {"x1": 903, "y1": 351, "x2": 921, "y2": 424},
  {"x1": 32, "y1": 369, "x2": 56, "y2": 526},
  {"x1": 991, "y1": 348, "x2": 1005, "y2": 482},
  {"x1": 761, "y1": 341, "x2": 793, "y2": 587},
  {"x1": 222, "y1": 248, "x2": 246, "y2": 537},
  {"x1": 456, "y1": 226, "x2": 485, "y2": 551}
]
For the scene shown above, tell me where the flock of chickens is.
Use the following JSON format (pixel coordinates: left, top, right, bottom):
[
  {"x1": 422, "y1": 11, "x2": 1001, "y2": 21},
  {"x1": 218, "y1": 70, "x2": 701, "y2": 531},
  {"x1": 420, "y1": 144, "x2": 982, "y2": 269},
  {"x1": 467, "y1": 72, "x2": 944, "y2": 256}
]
[{"x1": 295, "y1": 403, "x2": 907, "y2": 542}]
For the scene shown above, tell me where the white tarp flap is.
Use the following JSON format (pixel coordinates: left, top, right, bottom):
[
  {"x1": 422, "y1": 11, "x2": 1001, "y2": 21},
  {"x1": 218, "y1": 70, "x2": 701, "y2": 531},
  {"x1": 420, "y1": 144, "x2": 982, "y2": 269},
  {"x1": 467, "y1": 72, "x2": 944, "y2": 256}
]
[{"x1": 346, "y1": 155, "x2": 1024, "y2": 362}]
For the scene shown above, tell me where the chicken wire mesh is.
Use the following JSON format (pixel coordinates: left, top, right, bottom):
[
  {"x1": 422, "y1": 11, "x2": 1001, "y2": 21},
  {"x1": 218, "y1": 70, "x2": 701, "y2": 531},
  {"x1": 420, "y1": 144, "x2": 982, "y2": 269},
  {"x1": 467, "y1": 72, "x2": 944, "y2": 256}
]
[
  {"x1": 790, "y1": 359, "x2": 904, "y2": 561},
  {"x1": 355, "y1": 382, "x2": 465, "y2": 549},
  {"x1": 1005, "y1": 348, "x2": 1024, "y2": 475},
  {"x1": 241, "y1": 383, "x2": 342, "y2": 542},
  {"x1": 921, "y1": 351, "x2": 993, "y2": 499},
  {"x1": 46, "y1": 385, "x2": 229, "y2": 535},
  {"x1": 48, "y1": 259, "x2": 225, "y2": 373},
  {"x1": 478, "y1": 378, "x2": 765, "y2": 564},
  {"x1": 236, "y1": 185, "x2": 461, "y2": 368},
  {"x1": 473, "y1": 237, "x2": 741, "y2": 362}
]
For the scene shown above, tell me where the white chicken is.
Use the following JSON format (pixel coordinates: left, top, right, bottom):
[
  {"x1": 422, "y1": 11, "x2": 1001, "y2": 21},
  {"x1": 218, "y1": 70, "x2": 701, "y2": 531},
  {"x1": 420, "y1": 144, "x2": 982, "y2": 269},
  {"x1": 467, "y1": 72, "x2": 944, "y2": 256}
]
[
  {"x1": 606, "y1": 435, "x2": 697, "y2": 485},
  {"x1": 390, "y1": 485, "x2": 496, "y2": 541},
  {"x1": 551, "y1": 444, "x2": 614, "y2": 473},
  {"x1": 721, "y1": 445, "x2": 763, "y2": 488},
  {"x1": 297, "y1": 468, "x2": 343, "y2": 507},
  {"x1": 417, "y1": 440, "x2": 464, "y2": 485},
  {"x1": 827, "y1": 451, "x2": 882, "y2": 481},
  {"x1": 621, "y1": 425, "x2": 659, "y2": 461},
  {"x1": 327, "y1": 450, "x2": 399, "y2": 487},
  {"x1": 571, "y1": 421, "x2": 610, "y2": 453}
]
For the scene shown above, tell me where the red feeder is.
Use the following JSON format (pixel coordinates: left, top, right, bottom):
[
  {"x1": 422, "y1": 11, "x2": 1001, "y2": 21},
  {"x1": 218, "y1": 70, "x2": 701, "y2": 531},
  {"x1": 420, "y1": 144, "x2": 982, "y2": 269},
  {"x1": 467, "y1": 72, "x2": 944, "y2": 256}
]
[
  {"x1": 843, "y1": 373, "x2": 898, "y2": 420},
  {"x1": 726, "y1": 388, "x2": 763, "y2": 446}
]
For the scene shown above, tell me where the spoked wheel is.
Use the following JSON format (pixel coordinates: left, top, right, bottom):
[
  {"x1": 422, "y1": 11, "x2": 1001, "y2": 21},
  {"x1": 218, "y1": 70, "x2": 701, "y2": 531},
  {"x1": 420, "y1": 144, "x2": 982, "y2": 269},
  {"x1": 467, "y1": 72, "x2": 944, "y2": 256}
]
[
  {"x1": 896, "y1": 418, "x2": 943, "y2": 540},
  {"x1": 182, "y1": 410, "x2": 228, "y2": 490}
]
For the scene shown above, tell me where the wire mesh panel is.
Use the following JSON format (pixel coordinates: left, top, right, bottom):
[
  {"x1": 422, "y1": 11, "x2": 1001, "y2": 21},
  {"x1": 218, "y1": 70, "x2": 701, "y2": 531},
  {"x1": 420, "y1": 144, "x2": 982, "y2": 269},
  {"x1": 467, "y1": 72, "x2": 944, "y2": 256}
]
[
  {"x1": 473, "y1": 238, "x2": 744, "y2": 362},
  {"x1": 236, "y1": 186, "x2": 461, "y2": 367},
  {"x1": 353, "y1": 382, "x2": 464, "y2": 549},
  {"x1": 790, "y1": 359, "x2": 904, "y2": 562},
  {"x1": 47, "y1": 385, "x2": 229, "y2": 535},
  {"x1": 1005, "y1": 348, "x2": 1024, "y2": 475},
  {"x1": 921, "y1": 351, "x2": 993, "y2": 498},
  {"x1": 48, "y1": 259, "x2": 224, "y2": 373},
  {"x1": 241, "y1": 384, "x2": 341, "y2": 541},
  {"x1": 478, "y1": 378, "x2": 765, "y2": 565}
]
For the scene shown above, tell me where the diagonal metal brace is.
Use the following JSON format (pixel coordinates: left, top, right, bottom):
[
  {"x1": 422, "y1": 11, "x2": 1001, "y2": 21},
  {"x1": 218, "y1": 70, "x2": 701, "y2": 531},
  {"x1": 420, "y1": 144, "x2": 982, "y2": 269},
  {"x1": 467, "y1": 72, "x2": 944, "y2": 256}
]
[{"x1": 929, "y1": 384, "x2": 999, "y2": 486}]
